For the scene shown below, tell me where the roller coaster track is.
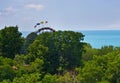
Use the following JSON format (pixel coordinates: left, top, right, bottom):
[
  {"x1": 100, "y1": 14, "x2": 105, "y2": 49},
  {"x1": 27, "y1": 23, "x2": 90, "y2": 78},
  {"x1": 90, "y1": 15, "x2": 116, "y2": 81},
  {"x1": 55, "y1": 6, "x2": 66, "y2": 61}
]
[{"x1": 35, "y1": 27, "x2": 56, "y2": 34}]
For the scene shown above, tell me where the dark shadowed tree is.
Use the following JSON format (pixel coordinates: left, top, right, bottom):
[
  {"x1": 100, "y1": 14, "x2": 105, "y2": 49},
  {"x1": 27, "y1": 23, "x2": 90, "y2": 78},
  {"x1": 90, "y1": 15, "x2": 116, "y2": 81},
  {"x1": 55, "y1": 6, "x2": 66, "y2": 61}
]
[
  {"x1": 21, "y1": 32, "x2": 37, "y2": 54},
  {"x1": 0, "y1": 26, "x2": 23, "y2": 59},
  {"x1": 31, "y1": 31, "x2": 85, "y2": 74}
]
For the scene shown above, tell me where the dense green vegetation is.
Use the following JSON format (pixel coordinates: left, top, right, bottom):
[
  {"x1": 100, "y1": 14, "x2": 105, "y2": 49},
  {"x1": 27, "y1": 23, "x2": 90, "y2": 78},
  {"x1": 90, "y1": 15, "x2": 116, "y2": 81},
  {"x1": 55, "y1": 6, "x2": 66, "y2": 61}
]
[
  {"x1": 0, "y1": 26, "x2": 23, "y2": 58},
  {"x1": 0, "y1": 26, "x2": 120, "y2": 83}
]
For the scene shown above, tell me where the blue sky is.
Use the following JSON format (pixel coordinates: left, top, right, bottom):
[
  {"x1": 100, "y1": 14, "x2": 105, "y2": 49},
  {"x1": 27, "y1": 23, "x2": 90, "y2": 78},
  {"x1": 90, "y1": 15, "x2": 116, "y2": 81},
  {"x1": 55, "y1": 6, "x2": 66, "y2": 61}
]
[{"x1": 0, "y1": 0, "x2": 120, "y2": 31}]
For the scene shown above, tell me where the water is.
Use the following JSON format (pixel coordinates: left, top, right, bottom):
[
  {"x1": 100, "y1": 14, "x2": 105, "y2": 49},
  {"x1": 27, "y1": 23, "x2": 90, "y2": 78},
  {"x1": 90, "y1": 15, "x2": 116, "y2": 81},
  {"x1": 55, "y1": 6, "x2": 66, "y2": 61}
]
[
  {"x1": 21, "y1": 30, "x2": 120, "y2": 48},
  {"x1": 80, "y1": 30, "x2": 120, "y2": 48}
]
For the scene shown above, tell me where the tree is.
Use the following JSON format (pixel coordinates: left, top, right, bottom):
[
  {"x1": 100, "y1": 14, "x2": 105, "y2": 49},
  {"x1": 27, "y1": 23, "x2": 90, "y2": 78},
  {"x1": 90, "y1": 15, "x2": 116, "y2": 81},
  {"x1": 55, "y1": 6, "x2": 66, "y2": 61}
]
[
  {"x1": 0, "y1": 65, "x2": 15, "y2": 82},
  {"x1": 77, "y1": 50, "x2": 120, "y2": 83},
  {"x1": 27, "y1": 40, "x2": 48, "y2": 62},
  {"x1": 12, "y1": 73, "x2": 40, "y2": 83},
  {"x1": 56, "y1": 72, "x2": 79, "y2": 83},
  {"x1": 41, "y1": 74, "x2": 57, "y2": 83},
  {"x1": 0, "y1": 56, "x2": 15, "y2": 82},
  {"x1": 82, "y1": 43, "x2": 99, "y2": 62},
  {"x1": 0, "y1": 26, "x2": 23, "y2": 58},
  {"x1": 99, "y1": 45, "x2": 114, "y2": 55},
  {"x1": 21, "y1": 32, "x2": 37, "y2": 54},
  {"x1": 33, "y1": 31, "x2": 85, "y2": 74}
]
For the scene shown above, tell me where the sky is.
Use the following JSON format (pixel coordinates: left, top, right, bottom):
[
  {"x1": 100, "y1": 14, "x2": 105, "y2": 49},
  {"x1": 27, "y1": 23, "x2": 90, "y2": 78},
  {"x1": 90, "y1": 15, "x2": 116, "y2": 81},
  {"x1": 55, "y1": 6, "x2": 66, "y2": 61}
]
[{"x1": 1, "y1": 0, "x2": 120, "y2": 31}]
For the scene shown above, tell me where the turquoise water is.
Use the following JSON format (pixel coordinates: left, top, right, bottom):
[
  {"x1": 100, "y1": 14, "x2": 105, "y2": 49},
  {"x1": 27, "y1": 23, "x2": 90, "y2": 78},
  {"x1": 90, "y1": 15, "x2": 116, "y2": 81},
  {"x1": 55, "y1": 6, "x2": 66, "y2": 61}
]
[
  {"x1": 22, "y1": 30, "x2": 120, "y2": 48},
  {"x1": 81, "y1": 30, "x2": 120, "y2": 48}
]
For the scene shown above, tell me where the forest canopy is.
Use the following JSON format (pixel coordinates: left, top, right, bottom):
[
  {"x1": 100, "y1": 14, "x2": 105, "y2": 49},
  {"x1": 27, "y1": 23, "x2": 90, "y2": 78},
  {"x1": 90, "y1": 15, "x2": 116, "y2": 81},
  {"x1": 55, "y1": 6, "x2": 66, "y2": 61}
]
[{"x1": 0, "y1": 26, "x2": 120, "y2": 83}]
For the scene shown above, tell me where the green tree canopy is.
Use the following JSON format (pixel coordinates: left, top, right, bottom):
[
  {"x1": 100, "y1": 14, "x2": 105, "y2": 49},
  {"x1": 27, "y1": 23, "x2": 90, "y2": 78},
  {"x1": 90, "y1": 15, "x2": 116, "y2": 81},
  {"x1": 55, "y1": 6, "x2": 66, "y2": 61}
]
[
  {"x1": 0, "y1": 26, "x2": 23, "y2": 59},
  {"x1": 77, "y1": 50, "x2": 120, "y2": 83},
  {"x1": 29, "y1": 31, "x2": 85, "y2": 74},
  {"x1": 0, "y1": 56, "x2": 15, "y2": 82}
]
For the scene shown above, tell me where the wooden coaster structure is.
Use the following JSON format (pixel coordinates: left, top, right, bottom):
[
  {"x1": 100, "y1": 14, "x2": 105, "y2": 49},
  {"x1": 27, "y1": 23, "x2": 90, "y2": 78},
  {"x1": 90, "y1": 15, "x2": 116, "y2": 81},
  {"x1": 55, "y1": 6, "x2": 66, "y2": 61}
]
[{"x1": 35, "y1": 27, "x2": 56, "y2": 34}]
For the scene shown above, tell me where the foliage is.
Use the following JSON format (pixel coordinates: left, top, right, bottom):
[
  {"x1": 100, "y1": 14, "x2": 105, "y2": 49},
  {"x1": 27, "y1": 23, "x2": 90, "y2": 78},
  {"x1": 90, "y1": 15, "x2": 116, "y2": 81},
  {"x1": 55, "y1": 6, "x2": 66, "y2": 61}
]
[
  {"x1": 77, "y1": 50, "x2": 120, "y2": 83},
  {"x1": 27, "y1": 40, "x2": 48, "y2": 62},
  {"x1": 82, "y1": 43, "x2": 99, "y2": 62},
  {"x1": 25, "y1": 32, "x2": 37, "y2": 44},
  {"x1": 41, "y1": 74, "x2": 57, "y2": 83},
  {"x1": 21, "y1": 32, "x2": 37, "y2": 54},
  {"x1": 0, "y1": 56, "x2": 15, "y2": 82},
  {"x1": 30, "y1": 58, "x2": 44, "y2": 73},
  {"x1": 0, "y1": 79, "x2": 11, "y2": 83},
  {"x1": 56, "y1": 72, "x2": 79, "y2": 83},
  {"x1": 34, "y1": 31, "x2": 85, "y2": 74},
  {"x1": 13, "y1": 55, "x2": 44, "y2": 77},
  {"x1": 12, "y1": 73, "x2": 40, "y2": 83},
  {"x1": 0, "y1": 26, "x2": 23, "y2": 58},
  {"x1": 0, "y1": 65, "x2": 15, "y2": 82},
  {"x1": 99, "y1": 45, "x2": 115, "y2": 55},
  {"x1": 0, "y1": 28, "x2": 120, "y2": 83}
]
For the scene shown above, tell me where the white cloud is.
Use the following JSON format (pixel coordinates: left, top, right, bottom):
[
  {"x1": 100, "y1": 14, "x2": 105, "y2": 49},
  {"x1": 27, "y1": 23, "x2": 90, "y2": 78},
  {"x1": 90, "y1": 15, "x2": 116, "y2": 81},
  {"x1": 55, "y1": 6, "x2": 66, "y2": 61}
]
[
  {"x1": 25, "y1": 4, "x2": 44, "y2": 10},
  {"x1": 4, "y1": 7, "x2": 17, "y2": 12},
  {"x1": 0, "y1": 7, "x2": 17, "y2": 16}
]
